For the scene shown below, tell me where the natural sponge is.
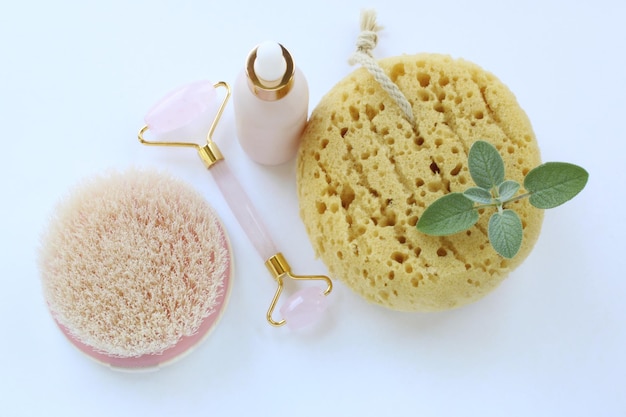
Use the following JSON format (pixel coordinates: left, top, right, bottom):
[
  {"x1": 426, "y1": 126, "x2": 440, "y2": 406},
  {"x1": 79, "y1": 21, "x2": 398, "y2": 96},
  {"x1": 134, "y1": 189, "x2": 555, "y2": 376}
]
[
  {"x1": 39, "y1": 169, "x2": 232, "y2": 366},
  {"x1": 297, "y1": 53, "x2": 543, "y2": 312}
]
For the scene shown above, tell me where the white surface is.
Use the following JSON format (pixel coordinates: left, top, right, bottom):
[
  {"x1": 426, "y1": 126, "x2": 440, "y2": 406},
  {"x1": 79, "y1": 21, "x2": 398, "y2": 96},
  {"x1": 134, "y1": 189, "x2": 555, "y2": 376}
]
[{"x1": 1, "y1": 0, "x2": 624, "y2": 416}]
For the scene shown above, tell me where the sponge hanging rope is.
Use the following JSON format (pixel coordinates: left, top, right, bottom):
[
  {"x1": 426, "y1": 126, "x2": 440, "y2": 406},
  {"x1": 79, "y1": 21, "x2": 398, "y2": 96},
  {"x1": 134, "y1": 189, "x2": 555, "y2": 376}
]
[{"x1": 348, "y1": 9, "x2": 416, "y2": 128}]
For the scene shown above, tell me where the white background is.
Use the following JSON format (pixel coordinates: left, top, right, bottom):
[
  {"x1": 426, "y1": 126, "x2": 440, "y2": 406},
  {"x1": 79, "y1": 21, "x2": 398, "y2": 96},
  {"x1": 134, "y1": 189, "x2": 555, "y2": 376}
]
[{"x1": 1, "y1": 0, "x2": 624, "y2": 416}]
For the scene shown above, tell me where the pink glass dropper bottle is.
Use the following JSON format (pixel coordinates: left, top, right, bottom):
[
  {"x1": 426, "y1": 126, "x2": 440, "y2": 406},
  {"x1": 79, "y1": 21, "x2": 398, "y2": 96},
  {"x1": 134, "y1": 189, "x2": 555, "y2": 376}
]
[{"x1": 233, "y1": 41, "x2": 309, "y2": 165}]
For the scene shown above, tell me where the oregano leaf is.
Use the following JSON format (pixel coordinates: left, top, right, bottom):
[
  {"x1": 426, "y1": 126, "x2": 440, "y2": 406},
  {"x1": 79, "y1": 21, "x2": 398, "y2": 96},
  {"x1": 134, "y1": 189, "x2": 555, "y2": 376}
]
[
  {"x1": 463, "y1": 187, "x2": 493, "y2": 204},
  {"x1": 498, "y1": 180, "x2": 521, "y2": 202},
  {"x1": 488, "y1": 209, "x2": 523, "y2": 259},
  {"x1": 468, "y1": 141, "x2": 505, "y2": 189},
  {"x1": 524, "y1": 162, "x2": 589, "y2": 209},
  {"x1": 417, "y1": 193, "x2": 479, "y2": 236}
]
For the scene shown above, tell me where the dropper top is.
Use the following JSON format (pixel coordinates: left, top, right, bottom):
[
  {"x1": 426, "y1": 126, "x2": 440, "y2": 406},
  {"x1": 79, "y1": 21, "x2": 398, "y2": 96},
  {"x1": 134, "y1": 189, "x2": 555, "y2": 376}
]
[
  {"x1": 253, "y1": 41, "x2": 287, "y2": 85},
  {"x1": 245, "y1": 41, "x2": 295, "y2": 101}
]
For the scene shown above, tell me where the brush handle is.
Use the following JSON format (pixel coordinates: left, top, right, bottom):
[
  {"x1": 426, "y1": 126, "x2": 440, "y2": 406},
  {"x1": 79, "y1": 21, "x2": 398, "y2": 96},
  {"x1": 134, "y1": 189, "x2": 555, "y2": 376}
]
[{"x1": 210, "y1": 159, "x2": 278, "y2": 261}]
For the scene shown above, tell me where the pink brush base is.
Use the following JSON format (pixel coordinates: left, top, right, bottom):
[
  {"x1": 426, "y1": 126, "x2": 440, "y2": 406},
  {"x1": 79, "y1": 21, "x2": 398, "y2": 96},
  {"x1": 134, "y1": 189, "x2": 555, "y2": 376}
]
[
  {"x1": 52, "y1": 223, "x2": 232, "y2": 370},
  {"x1": 279, "y1": 286, "x2": 329, "y2": 330}
]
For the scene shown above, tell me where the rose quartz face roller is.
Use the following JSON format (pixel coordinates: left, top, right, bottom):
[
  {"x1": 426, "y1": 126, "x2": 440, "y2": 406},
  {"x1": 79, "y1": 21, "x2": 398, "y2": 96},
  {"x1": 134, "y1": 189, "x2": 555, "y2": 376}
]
[{"x1": 138, "y1": 81, "x2": 332, "y2": 329}]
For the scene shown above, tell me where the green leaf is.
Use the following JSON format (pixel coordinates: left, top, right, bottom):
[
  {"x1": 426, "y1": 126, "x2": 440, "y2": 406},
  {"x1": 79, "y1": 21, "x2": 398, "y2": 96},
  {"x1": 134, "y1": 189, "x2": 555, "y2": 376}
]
[
  {"x1": 468, "y1": 141, "x2": 505, "y2": 189},
  {"x1": 463, "y1": 187, "x2": 493, "y2": 204},
  {"x1": 488, "y1": 210, "x2": 523, "y2": 259},
  {"x1": 417, "y1": 193, "x2": 479, "y2": 236},
  {"x1": 497, "y1": 180, "x2": 520, "y2": 202},
  {"x1": 524, "y1": 162, "x2": 589, "y2": 209}
]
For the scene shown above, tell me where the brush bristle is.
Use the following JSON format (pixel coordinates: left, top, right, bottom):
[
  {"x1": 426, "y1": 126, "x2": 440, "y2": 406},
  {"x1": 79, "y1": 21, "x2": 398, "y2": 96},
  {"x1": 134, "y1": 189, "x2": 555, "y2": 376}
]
[{"x1": 39, "y1": 169, "x2": 230, "y2": 358}]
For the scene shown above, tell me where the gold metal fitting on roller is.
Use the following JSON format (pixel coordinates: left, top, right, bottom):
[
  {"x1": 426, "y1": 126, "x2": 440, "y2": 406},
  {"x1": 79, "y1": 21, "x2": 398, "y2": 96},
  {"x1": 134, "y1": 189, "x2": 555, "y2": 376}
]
[
  {"x1": 137, "y1": 81, "x2": 230, "y2": 168},
  {"x1": 264, "y1": 252, "x2": 333, "y2": 327}
]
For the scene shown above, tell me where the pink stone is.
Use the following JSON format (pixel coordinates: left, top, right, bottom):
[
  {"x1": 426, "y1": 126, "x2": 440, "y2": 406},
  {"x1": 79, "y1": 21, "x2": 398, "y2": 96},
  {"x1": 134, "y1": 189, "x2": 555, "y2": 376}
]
[
  {"x1": 279, "y1": 286, "x2": 329, "y2": 330},
  {"x1": 210, "y1": 160, "x2": 278, "y2": 261},
  {"x1": 144, "y1": 80, "x2": 218, "y2": 135}
]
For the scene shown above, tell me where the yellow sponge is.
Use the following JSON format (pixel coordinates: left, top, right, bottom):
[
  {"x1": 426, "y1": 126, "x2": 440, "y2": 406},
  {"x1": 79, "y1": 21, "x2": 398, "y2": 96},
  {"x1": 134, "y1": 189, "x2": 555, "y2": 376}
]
[{"x1": 297, "y1": 53, "x2": 543, "y2": 311}]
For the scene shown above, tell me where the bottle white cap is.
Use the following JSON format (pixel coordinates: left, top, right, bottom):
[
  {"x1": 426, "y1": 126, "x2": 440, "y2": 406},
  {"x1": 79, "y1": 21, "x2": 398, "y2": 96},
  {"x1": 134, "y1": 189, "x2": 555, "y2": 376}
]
[{"x1": 253, "y1": 41, "x2": 287, "y2": 83}]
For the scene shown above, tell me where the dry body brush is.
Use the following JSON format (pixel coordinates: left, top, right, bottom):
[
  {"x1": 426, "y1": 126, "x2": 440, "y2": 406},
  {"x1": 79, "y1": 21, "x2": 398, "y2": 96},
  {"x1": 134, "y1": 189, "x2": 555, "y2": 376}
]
[{"x1": 39, "y1": 169, "x2": 232, "y2": 366}]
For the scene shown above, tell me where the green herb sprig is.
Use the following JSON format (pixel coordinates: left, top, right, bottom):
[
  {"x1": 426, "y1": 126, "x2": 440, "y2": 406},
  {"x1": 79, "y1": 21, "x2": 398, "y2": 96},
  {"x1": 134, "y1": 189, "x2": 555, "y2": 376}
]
[{"x1": 416, "y1": 140, "x2": 588, "y2": 259}]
